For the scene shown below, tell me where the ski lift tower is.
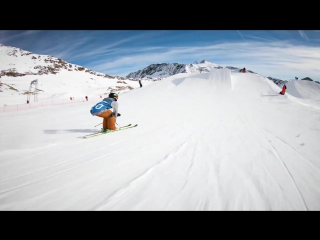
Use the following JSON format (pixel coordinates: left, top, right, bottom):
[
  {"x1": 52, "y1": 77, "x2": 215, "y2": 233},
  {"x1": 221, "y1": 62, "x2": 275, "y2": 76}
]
[{"x1": 27, "y1": 79, "x2": 39, "y2": 102}]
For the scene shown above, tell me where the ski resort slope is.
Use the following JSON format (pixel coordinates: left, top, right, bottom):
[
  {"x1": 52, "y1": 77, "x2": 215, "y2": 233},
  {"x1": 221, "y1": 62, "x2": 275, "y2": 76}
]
[
  {"x1": 1, "y1": 69, "x2": 320, "y2": 211},
  {"x1": 284, "y1": 80, "x2": 320, "y2": 109}
]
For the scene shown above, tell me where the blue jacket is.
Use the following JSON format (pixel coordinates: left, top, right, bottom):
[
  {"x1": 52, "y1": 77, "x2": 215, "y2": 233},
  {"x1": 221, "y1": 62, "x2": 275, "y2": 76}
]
[{"x1": 90, "y1": 98, "x2": 118, "y2": 117}]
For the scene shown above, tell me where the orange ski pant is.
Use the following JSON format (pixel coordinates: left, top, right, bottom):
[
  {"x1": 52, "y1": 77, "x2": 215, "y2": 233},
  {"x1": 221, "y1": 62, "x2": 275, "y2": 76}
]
[{"x1": 96, "y1": 110, "x2": 116, "y2": 130}]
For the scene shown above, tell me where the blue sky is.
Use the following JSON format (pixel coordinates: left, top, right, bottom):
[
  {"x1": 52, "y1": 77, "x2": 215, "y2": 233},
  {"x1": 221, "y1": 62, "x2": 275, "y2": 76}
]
[{"x1": 1, "y1": 30, "x2": 320, "y2": 81}]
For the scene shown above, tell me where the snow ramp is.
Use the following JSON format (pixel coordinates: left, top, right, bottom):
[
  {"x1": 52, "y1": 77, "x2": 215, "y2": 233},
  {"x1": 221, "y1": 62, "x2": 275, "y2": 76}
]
[
  {"x1": 207, "y1": 68, "x2": 232, "y2": 91},
  {"x1": 169, "y1": 68, "x2": 232, "y2": 94},
  {"x1": 270, "y1": 80, "x2": 320, "y2": 109},
  {"x1": 284, "y1": 80, "x2": 320, "y2": 109},
  {"x1": 286, "y1": 80, "x2": 320, "y2": 101}
]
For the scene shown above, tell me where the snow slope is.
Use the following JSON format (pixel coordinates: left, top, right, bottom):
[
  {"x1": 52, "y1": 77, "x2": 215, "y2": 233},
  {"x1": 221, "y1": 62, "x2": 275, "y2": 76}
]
[{"x1": 0, "y1": 69, "x2": 319, "y2": 210}]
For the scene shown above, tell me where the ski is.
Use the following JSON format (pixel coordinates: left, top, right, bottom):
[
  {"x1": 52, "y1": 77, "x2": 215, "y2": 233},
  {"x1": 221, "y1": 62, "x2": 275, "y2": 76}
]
[
  {"x1": 80, "y1": 124, "x2": 138, "y2": 139},
  {"x1": 79, "y1": 124, "x2": 132, "y2": 139},
  {"x1": 81, "y1": 124, "x2": 133, "y2": 138}
]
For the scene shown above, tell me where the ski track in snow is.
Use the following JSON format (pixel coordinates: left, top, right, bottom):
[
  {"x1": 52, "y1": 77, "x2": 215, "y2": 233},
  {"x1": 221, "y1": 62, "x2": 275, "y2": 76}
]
[
  {"x1": 1, "y1": 69, "x2": 320, "y2": 210},
  {"x1": 259, "y1": 128, "x2": 308, "y2": 210},
  {"x1": 93, "y1": 140, "x2": 190, "y2": 210},
  {"x1": 0, "y1": 138, "x2": 128, "y2": 192}
]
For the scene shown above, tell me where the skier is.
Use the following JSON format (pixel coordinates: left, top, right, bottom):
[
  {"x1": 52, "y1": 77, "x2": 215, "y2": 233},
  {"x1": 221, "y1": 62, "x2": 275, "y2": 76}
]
[
  {"x1": 85, "y1": 96, "x2": 88, "y2": 101},
  {"x1": 279, "y1": 84, "x2": 287, "y2": 95},
  {"x1": 139, "y1": 80, "x2": 142, "y2": 88},
  {"x1": 90, "y1": 92, "x2": 121, "y2": 132}
]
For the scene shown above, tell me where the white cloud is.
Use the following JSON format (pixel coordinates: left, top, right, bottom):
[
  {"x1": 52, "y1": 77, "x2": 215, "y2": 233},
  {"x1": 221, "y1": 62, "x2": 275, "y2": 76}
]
[
  {"x1": 298, "y1": 30, "x2": 309, "y2": 42},
  {"x1": 86, "y1": 41, "x2": 320, "y2": 80},
  {"x1": 237, "y1": 30, "x2": 247, "y2": 42},
  {"x1": 0, "y1": 30, "x2": 41, "y2": 44}
]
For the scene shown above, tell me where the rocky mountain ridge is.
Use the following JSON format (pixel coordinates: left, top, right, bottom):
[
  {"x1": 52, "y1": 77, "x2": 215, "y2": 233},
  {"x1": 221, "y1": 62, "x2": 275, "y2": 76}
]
[{"x1": 0, "y1": 43, "x2": 127, "y2": 80}]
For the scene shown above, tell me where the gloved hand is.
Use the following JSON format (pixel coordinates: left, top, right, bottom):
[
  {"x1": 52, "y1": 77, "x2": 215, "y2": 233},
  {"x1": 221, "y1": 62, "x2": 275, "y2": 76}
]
[{"x1": 117, "y1": 113, "x2": 121, "y2": 117}]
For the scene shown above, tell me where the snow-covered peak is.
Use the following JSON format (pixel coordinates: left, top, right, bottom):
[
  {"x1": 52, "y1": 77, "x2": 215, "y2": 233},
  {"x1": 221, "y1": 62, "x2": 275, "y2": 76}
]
[
  {"x1": 126, "y1": 60, "x2": 224, "y2": 79},
  {"x1": 0, "y1": 43, "x2": 117, "y2": 79}
]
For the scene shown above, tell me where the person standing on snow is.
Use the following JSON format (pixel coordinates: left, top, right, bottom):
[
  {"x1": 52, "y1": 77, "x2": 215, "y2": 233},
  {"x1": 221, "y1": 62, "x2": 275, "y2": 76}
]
[
  {"x1": 279, "y1": 84, "x2": 287, "y2": 95},
  {"x1": 90, "y1": 92, "x2": 121, "y2": 131}
]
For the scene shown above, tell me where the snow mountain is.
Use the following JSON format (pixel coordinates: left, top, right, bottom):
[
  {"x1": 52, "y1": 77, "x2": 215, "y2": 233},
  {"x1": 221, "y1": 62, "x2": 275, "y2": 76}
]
[
  {"x1": 0, "y1": 42, "x2": 317, "y2": 108},
  {"x1": 126, "y1": 60, "x2": 225, "y2": 79},
  {"x1": 0, "y1": 43, "x2": 122, "y2": 79},
  {"x1": 1, "y1": 67, "x2": 320, "y2": 210},
  {"x1": 0, "y1": 43, "x2": 150, "y2": 106}
]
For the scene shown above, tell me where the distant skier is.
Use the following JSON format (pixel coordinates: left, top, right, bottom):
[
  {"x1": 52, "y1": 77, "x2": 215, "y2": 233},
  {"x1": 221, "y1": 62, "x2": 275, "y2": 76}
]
[
  {"x1": 90, "y1": 92, "x2": 121, "y2": 132},
  {"x1": 239, "y1": 68, "x2": 246, "y2": 73},
  {"x1": 139, "y1": 80, "x2": 142, "y2": 88},
  {"x1": 85, "y1": 96, "x2": 88, "y2": 101},
  {"x1": 279, "y1": 84, "x2": 287, "y2": 95}
]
